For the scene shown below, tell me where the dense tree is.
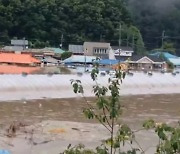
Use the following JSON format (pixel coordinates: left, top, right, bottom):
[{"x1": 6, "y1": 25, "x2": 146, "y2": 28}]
[
  {"x1": 128, "y1": 0, "x2": 180, "y2": 55},
  {"x1": 61, "y1": 51, "x2": 72, "y2": 60},
  {"x1": 0, "y1": 0, "x2": 144, "y2": 54}
]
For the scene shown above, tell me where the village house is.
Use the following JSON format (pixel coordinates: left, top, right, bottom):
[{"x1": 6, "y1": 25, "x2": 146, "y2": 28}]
[
  {"x1": 112, "y1": 46, "x2": 134, "y2": 61},
  {"x1": 83, "y1": 42, "x2": 110, "y2": 59},
  {"x1": 68, "y1": 45, "x2": 84, "y2": 55},
  {"x1": 68, "y1": 42, "x2": 134, "y2": 60},
  {"x1": 127, "y1": 55, "x2": 166, "y2": 71},
  {"x1": 2, "y1": 39, "x2": 28, "y2": 51},
  {"x1": 68, "y1": 42, "x2": 111, "y2": 59},
  {"x1": 0, "y1": 53, "x2": 40, "y2": 66},
  {"x1": 63, "y1": 55, "x2": 96, "y2": 65},
  {"x1": 150, "y1": 51, "x2": 180, "y2": 69},
  {"x1": 168, "y1": 58, "x2": 180, "y2": 69}
]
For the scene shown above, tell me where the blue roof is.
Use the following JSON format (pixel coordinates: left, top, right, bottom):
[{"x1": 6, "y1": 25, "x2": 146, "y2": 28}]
[
  {"x1": 150, "y1": 52, "x2": 177, "y2": 59},
  {"x1": 63, "y1": 55, "x2": 96, "y2": 64},
  {"x1": 98, "y1": 59, "x2": 119, "y2": 65},
  {"x1": 168, "y1": 58, "x2": 180, "y2": 66},
  {"x1": 0, "y1": 150, "x2": 10, "y2": 154}
]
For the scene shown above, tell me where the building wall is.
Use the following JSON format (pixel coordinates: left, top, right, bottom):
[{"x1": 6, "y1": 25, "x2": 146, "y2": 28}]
[
  {"x1": 114, "y1": 50, "x2": 133, "y2": 57},
  {"x1": 128, "y1": 62, "x2": 165, "y2": 71},
  {"x1": 129, "y1": 63, "x2": 152, "y2": 70},
  {"x1": 83, "y1": 42, "x2": 110, "y2": 57},
  {"x1": 137, "y1": 57, "x2": 153, "y2": 64}
]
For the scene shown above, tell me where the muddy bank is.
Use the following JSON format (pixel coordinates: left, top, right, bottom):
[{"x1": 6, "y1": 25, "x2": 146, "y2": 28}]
[
  {"x1": 0, "y1": 94, "x2": 179, "y2": 154},
  {"x1": 0, "y1": 120, "x2": 159, "y2": 154}
]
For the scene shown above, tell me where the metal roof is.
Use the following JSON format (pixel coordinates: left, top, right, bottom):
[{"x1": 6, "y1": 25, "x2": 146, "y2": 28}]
[
  {"x1": 84, "y1": 42, "x2": 110, "y2": 48},
  {"x1": 150, "y1": 52, "x2": 177, "y2": 59},
  {"x1": 0, "y1": 53, "x2": 40, "y2": 64},
  {"x1": 168, "y1": 58, "x2": 180, "y2": 66},
  {"x1": 3, "y1": 46, "x2": 24, "y2": 51},
  {"x1": 42, "y1": 57, "x2": 59, "y2": 64},
  {"x1": 11, "y1": 39, "x2": 28, "y2": 46},
  {"x1": 45, "y1": 48, "x2": 65, "y2": 54},
  {"x1": 63, "y1": 55, "x2": 96, "y2": 63},
  {"x1": 68, "y1": 45, "x2": 84, "y2": 54},
  {"x1": 99, "y1": 59, "x2": 119, "y2": 65}
]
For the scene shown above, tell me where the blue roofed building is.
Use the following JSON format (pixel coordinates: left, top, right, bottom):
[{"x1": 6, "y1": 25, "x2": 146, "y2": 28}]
[
  {"x1": 98, "y1": 59, "x2": 120, "y2": 65},
  {"x1": 150, "y1": 51, "x2": 178, "y2": 59},
  {"x1": 63, "y1": 55, "x2": 96, "y2": 64},
  {"x1": 168, "y1": 58, "x2": 180, "y2": 68},
  {"x1": 150, "y1": 51, "x2": 180, "y2": 68}
]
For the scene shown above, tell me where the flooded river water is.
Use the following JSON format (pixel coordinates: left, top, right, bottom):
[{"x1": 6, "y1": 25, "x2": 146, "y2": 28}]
[{"x1": 0, "y1": 94, "x2": 179, "y2": 128}]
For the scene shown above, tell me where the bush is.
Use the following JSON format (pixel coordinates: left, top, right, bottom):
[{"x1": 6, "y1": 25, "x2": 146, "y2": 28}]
[{"x1": 61, "y1": 52, "x2": 72, "y2": 60}]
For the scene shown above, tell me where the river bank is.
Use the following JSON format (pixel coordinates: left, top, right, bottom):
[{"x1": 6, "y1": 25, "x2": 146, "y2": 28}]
[
  {"x1": 0, "y1": 73, "x2": 180, "y2": 101},
  {"x1": 0, "y1": 94, "x2": 179, "y2": 154}
]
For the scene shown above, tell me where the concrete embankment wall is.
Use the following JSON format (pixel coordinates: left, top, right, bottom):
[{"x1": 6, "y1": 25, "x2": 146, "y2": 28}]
[{"x1": 0, "y1": 73, "x2": 180, "y2": 101}]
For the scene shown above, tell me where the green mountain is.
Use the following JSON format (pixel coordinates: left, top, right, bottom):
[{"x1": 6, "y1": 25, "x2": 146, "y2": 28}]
[
  {"x1": 128, "y1": 0, "x2": 180, "y2": 55},
  {"x1": 0, "y1": 0, "x2": 144, "y2": 54}
]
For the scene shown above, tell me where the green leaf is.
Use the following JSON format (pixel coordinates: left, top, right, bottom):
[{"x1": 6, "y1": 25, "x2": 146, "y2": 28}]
[
  {"x1": 158, "y1": 131, "x2": 167, "y2": 140},
  {"x1": 83, "y1": 109, "x2": 94, "y2": 119},
  {"x1": 73, "y1": 83, "x2": 78, "y2": 93},
  {"x1": 143, "y1": 119, "x2": 155, "y2": 129}
]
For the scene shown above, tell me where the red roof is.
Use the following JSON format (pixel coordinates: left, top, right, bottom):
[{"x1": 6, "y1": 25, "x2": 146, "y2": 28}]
[
  {"x1": 0, "y1": 65, "x2": 40, "y2": 74},
  {"x1": 0, "y1": 53, "x2": 40, "y2": 64}
]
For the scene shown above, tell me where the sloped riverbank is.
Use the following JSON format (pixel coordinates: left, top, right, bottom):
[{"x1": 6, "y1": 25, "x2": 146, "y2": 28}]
[{"x1": 0, "y1": 73, "x2": 180, "y2": 101}]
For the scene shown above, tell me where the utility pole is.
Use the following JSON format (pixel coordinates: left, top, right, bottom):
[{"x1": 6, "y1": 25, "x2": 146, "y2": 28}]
[
  {"x1": 84, "y1": 48, "x2": 87, "y2": 72},
  {"x1": 23, "y1": 37, "x2": 25, "y2": 50},
  {"x1": 132, "y1": 34, "x2": 135, "y2": 50},
  {"x1": 162, "y1": 30, "x2": 165, "y2": 49},
  {"x1": 118, "y1": 23, "x2": 122, "y2": 50},
  {"x1": 126, "y1": 34, "x2": 129, "y2": 47},
  {"x1": 118, "y1": 23, "x2": 122, "y2": 65},
  {"x1": 60, "y1": 34, "x2": 63, "y2": 48}
]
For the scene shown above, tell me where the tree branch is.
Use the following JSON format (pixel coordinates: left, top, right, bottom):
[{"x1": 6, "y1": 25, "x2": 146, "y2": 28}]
[
  {"x1": 103, "y1": 107, "x2": 112, "y2": 129},
  {"x1": 81, "y1": 94, "x2": 111, "y2": 132}
]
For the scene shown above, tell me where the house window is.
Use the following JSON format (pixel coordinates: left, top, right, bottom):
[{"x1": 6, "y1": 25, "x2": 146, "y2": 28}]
[
  {"x1": 102, "y1": 49, "x2": 105, "y2": 54},
  {"x1": 94, "y1": 48, "x2": 108, "y2": 54}
]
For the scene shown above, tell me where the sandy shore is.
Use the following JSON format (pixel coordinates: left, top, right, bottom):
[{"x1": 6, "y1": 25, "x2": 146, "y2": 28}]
[{"x1": 0, "y1": 73, "x2": 180, "y2": 101}]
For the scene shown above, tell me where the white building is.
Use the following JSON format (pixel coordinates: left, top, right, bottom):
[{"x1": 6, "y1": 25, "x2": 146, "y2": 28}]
[{"x1": 111, "y1": 46, "x2": 134, "y2": 61}]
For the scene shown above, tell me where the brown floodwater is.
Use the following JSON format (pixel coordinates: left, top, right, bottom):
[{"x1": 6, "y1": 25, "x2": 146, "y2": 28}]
[{"x1": 0, "y1": 94, "x2": 179, "y2": 129}]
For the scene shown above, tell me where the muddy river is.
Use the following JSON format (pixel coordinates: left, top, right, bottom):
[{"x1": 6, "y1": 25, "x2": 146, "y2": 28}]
[{"x1": 0, "y1": 94, "x2": 179, "y2": 128}]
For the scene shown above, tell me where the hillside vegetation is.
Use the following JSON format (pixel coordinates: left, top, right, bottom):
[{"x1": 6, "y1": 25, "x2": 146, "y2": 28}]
[
  {"x1": 0, "y1": 0, "x2": 144, "y2": 54},
  {"x1": 128, "y1": 0, "x2": 180, "y2": 55},
  {"x1": 0, "y1": 0, "x2": 180, "y2": 55}
]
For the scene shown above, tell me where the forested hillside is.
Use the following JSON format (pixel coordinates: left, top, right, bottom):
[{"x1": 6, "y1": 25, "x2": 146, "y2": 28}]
[
  {"x1": 0, "y1": 0, "x2": 144, "y2": 54},
  {"x1": 128, "y1": 0, "x2": 180, "y2": 55},
  {"x1": 1, "y1": 0, "x2": 180, "y2": 55}
]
